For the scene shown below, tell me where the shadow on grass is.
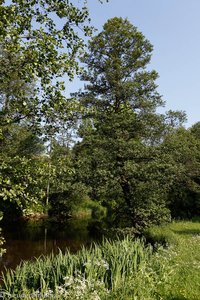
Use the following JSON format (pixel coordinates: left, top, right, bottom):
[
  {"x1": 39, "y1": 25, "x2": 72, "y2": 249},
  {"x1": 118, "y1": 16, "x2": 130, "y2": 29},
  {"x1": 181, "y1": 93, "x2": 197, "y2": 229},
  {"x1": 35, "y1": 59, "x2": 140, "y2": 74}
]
[
  {"x1": 172, "y1": 229, "x2": 200, "y2": 236},
  {"x1": 165, "y1": 295, "x2": 188, "y2": 300}
]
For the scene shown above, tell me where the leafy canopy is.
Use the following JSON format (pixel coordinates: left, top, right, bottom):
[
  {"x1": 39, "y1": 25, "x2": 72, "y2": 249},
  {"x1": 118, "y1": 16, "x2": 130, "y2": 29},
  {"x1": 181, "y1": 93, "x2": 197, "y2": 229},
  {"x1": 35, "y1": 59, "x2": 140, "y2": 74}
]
[{"x1": 0, "y1": 0, "x2": 96, "y2": 130}]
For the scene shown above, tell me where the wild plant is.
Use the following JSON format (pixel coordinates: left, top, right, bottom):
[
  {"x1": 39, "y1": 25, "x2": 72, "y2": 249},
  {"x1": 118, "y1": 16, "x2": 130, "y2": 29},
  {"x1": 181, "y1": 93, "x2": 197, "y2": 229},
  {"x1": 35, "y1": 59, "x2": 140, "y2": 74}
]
[{"x1": 0, "y1": 237, "x2": 153, "y2": 299}]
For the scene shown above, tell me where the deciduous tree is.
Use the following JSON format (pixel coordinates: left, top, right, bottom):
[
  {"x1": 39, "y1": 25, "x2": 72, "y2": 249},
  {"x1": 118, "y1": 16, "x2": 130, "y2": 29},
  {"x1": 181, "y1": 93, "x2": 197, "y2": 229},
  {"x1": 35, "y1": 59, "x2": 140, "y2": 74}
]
[{"x1": 0, "y1": 0, "x2": 98, "y2": 130}]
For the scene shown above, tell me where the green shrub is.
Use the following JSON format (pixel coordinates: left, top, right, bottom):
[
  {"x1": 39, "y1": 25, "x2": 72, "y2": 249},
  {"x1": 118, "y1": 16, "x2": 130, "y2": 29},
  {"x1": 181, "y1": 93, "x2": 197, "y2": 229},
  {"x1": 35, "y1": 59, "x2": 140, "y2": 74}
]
[
  {"x1": 90, "y1": 201, "x2": 107, "y2": 220},
  {"x1": 48, "y1": 183, "x2": 88, "y2": 220}
]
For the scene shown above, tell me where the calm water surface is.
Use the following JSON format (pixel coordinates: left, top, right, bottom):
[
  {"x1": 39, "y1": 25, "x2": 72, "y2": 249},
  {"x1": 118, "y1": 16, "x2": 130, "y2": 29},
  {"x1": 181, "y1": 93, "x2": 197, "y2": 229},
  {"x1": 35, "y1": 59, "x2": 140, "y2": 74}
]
[{"x1": 0, "y1": 218, "x2": 98, "y2": 274}]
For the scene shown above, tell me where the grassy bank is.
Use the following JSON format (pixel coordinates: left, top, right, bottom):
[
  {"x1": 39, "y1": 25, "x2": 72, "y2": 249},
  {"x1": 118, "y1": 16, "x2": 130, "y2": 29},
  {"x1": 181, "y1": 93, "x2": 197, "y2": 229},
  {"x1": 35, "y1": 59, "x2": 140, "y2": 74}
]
[
  {"x1": 146, "y1": 221, "x2": 200, "y2": 300},
  {"x1": 1, "y1": 221, "x2": 200, "y2": 299}
]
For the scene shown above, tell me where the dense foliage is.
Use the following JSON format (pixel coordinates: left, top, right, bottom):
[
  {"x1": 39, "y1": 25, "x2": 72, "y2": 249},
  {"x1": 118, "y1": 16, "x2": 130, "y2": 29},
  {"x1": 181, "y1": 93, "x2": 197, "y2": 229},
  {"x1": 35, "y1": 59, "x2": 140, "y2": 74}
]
[
  {"x1": 73, "y1": 18, "x2": 196, "y2": 228},
  {"x1": 0, "y1": 0, "x2": 94, "y2": 218},
  {"x1": 0, "y1": 1, "x2": 199, "y2": 231}
]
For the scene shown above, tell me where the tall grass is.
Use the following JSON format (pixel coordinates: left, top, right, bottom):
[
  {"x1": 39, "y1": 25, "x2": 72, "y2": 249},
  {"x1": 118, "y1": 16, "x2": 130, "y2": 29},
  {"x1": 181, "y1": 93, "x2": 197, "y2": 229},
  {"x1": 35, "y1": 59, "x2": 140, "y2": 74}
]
[
  {"x1": 2, "y1": 221, "x2": 199, "y2": 299},
  {"x1": 0, "y1": 237, "x2": 170, "y2": 299},
  {"x1": 145, "y1": 220, "x2": 200, "y2": 300}
]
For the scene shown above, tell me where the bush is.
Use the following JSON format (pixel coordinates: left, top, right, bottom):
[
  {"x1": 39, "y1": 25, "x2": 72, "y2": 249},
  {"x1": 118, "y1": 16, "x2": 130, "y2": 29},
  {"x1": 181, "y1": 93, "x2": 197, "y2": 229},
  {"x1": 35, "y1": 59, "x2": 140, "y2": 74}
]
[{"x1": 48, "y1": 183, "x2": 88, "y2": 221}]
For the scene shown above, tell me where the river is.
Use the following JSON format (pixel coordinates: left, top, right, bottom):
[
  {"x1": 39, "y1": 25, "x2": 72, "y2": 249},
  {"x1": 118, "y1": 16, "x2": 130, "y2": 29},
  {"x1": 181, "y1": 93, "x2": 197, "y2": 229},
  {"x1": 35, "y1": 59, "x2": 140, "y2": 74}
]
[{"x1": 0, "y1": 218, "x2": 98, "y2": 274}]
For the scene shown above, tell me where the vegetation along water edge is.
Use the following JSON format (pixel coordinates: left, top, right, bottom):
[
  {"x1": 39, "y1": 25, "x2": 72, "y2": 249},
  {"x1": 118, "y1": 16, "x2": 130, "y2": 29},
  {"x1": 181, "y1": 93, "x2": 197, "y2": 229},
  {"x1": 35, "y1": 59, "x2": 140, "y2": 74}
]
[{"x1": 0, "y1": 221, "x2": 200, "y2": 299}]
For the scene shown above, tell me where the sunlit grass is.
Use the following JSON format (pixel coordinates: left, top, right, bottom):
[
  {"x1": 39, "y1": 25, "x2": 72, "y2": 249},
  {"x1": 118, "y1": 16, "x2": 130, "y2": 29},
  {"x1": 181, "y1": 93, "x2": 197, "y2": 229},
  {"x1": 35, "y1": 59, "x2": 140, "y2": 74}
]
[{"x1": 146, "y1": 220, "x2": 200, "y2": 300}]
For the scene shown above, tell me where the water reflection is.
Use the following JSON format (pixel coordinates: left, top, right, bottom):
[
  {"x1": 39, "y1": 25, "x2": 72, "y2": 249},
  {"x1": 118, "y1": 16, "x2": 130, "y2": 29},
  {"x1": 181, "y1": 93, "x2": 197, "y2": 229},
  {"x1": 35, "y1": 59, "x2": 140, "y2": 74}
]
[{"x1": 0, "y1": 218, "x2": 96, "y2": 273}]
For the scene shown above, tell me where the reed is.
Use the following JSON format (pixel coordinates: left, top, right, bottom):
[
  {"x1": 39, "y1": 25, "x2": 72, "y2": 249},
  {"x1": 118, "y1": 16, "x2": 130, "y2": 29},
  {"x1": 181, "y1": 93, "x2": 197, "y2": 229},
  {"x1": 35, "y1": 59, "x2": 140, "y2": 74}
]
[{"x1": 0, "y1": 237, "x2": 156, "y2": 299}]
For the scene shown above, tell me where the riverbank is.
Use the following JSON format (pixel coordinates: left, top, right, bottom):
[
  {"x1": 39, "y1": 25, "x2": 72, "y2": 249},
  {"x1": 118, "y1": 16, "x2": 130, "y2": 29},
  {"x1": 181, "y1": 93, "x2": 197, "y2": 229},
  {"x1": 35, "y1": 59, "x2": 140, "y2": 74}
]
[
  {"x1": 0, "y1": 217, "x2": 96, "y2": 274},
  {"x1": 146, "y1": 220, "x2": 200, "y2": 300},
  {"x1": 0, "y1": 220, "x2": 200, "y2": 299}
]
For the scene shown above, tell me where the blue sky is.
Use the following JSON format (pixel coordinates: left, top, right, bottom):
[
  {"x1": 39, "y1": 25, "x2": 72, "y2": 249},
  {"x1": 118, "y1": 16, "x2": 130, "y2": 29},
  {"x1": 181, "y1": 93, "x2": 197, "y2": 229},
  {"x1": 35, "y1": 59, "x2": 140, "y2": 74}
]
[{"x1": 68, "y1": 0, "x2": 200, "y2": 127}]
